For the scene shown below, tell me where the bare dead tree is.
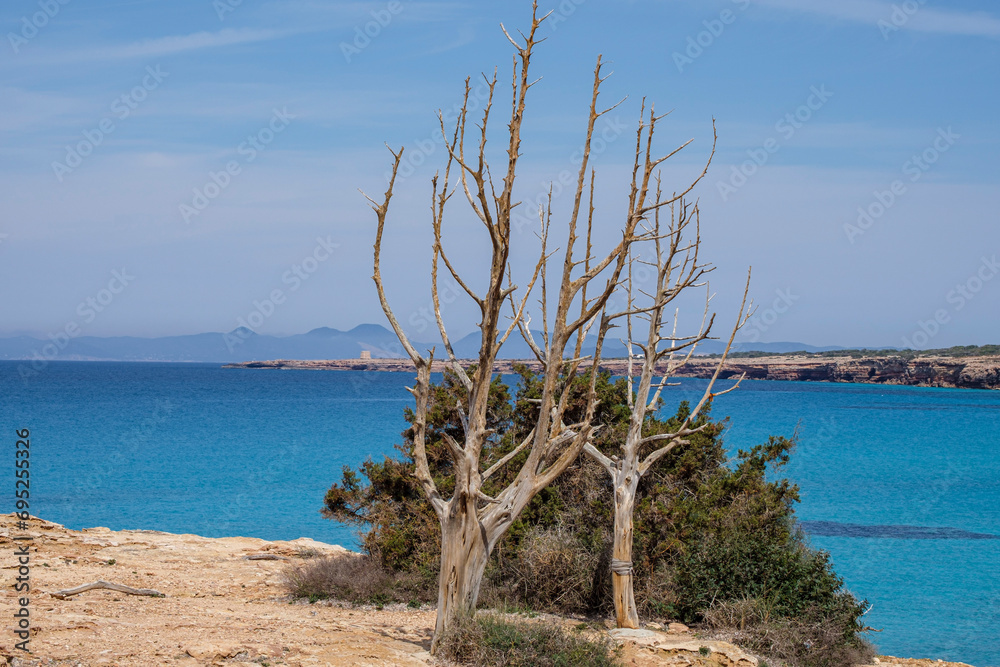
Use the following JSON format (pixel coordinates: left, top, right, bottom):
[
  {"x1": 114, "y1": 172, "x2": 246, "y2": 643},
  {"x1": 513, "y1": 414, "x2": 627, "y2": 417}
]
[
  {"x1": 366, "y1": 3, "x2": 709, "y2": 650},
  {"x1": 584, "y1": 192, "x2": 753, "y2": 629}
]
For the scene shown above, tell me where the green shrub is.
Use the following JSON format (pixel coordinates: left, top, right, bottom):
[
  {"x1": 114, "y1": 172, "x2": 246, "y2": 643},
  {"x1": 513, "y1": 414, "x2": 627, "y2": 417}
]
[
  {"x1": 322, "y1": 366, "x2": 873, "y2": 661},
  {"x1": 668, "y1": 531, "x2": 859, "y2": 623},
  {"x1": 436, "y1": 612, "x2": 622, "y2": 667},
  {"x1": 702, "y1": 598, "x2": 876, "y2": 667}
]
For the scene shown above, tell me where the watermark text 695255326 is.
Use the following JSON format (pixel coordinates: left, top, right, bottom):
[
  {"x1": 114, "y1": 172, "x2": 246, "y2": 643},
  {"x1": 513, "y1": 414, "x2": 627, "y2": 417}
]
[{"x1": 13, "y1": 428, "x2": 33, "y2": 653}]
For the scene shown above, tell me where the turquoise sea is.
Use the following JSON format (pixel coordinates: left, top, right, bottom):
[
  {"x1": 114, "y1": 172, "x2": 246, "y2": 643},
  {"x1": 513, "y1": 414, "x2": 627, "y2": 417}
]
[{"x1": 2, "y1": 361, "x2": 998, "y2": 665}]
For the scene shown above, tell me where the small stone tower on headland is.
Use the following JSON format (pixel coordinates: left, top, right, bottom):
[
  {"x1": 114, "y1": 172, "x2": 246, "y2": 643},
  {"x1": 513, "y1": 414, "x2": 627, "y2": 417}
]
[{"x1": 359, "y1": 350, "x2": 372, "y2": 360}]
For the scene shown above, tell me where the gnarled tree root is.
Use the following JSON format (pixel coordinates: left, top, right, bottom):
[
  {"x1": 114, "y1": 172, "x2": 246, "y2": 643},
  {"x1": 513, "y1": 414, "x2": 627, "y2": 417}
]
[{"x1": 51, "y1": 580, "x2": 165, "y2": 599}]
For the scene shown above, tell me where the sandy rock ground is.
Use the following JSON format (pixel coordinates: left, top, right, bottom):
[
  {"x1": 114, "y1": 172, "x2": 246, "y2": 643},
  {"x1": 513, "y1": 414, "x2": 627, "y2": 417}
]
[{"x1": 0, "y1": 515, "x2": 974, "y2": 667}]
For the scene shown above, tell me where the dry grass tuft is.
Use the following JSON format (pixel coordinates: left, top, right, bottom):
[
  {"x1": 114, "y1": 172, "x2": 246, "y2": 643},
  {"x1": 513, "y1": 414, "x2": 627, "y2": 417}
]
[{"x1": 701, "y1": 598, "x2": 876, "y2": 667}]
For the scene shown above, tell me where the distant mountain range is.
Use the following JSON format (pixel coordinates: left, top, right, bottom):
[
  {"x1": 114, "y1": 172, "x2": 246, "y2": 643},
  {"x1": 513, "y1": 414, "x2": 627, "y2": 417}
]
[{"x1": 0, "y1": 324, "x2": 845, "y2": 364}]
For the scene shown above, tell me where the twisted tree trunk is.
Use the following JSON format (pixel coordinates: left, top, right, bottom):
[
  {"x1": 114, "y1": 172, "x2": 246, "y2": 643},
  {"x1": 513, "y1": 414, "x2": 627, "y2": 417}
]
[
  {"x1": 433, "y1": 501, "x2": 490, "y2": 652},
  {"x1": 611, "y1": 468, "x2": 640, "y2": 629}
]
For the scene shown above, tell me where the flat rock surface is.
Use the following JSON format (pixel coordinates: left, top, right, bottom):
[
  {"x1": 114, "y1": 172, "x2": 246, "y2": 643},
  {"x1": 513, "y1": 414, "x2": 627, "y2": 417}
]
[
  {"x1": 1, "y1": 515, "x2": 431, "y2": 666},
  {"x1": 0, "y1": 515, "x2": 974, "y2": 666}
]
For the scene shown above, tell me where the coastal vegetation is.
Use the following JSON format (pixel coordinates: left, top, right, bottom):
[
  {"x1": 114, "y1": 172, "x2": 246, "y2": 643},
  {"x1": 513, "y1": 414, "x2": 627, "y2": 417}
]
[
  {"x1": 317, "y1": 367, "x2": 875, "y2": 666},
  {"x1": 436, "y1": 612, "x2": 622, "y2": 667},
  {"x1": 714, "y1": 344, "x2": 1000, "y2": 359}
]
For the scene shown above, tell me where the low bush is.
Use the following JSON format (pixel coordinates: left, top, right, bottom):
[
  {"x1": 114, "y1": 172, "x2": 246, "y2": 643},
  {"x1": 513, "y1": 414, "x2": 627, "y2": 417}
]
[
  {"x1": 702, "y1": 598, "x2": 876, "y2": 667},
  {"x1": 667, "y1": 530, "x2": 860, "y2": 624},
  {"x1": 484, "y1": 524, "x2": 601, "y2": 613},
  {"x1": 283, "y1": 554, "x2": 435, "y2": 606},
  {"x1": 436, "y1": 612, "x2": 622, "y2": 667}
]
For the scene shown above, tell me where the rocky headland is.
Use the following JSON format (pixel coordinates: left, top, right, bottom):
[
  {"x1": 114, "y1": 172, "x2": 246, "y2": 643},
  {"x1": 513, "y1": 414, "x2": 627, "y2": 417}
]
[{"x1": 225, "y1": 355, "x2": 1000, "y2": 390}]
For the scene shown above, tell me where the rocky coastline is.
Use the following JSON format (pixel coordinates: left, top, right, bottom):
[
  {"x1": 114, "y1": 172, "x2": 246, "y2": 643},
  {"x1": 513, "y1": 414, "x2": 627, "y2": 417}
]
[
  {"x1": 224, "y1": 355, "x2": 1000, "y2": 390},
  {"x1": 0, "y1": 515, "x2": 975, "y2": 666}
]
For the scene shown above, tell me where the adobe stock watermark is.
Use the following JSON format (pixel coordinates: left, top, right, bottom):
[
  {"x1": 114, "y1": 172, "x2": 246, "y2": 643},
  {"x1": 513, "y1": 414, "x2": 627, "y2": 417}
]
[
  {"x1": 340, "y1": 1, "x2": 403, "y2": 63},
  {"x1": 18, "y1": 269, "x2": 135, "y2": 381},
  {"x1": 386, "y1": 79, "x2": 495, "y2": 186},
  {"x1": 901, "y1": 254, "x2": 998, "y2": 350},
  {"x1": 219, "y1": 438, "x2": 303, "y2": 530},
  {"x1": 738, "y1": 287, "x2": 799, "y2": 344},
  {"x1": 179, "y1": 108, "x2": 294, "y2": 224},
  {"x1": 945, "y1": 591, "x2": 1000, "y2": 658},
  {"x1": 224, "y1": 236, "x2": 340, "y2": 351},
  {"x1": 878, "y1": 0, "x2": 928, "y2": 40},
  {"x1": 602, "y1": 254, "x2": 666, "y2": 324},
  {"x1": 52, "y1": 65, "x2": 168, "y2": 182},
  {"x1": 844, "y1": 126, "x2": 959, "y2": 244},
  {"x1": 212, "y1": 0, "x2": 243, "y2": 21},
  {"x1": 78, "y1": 398, "x2": 175, "y2": 495},
  {"x1": 673, "y1": 0, "x2": 750, "y2": 73},
  {"x1": 7, "y1": 0, "x2": 72, "y2": 55},
  {"x1": 546, "y1": 0, "x2": 587, "y2": 31},
  {"x1": 717, "y1": 85, "x2": 833, "y2": 202},
  {"x1": 407, "y1": 274, "x2": 462, "y2": 337},
  {"x1": 510, "y1": 115, "x2": 628, "y2": 235}
]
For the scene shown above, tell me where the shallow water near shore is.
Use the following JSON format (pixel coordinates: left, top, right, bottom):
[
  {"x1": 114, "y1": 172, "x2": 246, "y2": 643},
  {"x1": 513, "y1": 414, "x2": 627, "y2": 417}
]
[{"x1": 2, "y1": 361, "x2": 997, "y2": 665}]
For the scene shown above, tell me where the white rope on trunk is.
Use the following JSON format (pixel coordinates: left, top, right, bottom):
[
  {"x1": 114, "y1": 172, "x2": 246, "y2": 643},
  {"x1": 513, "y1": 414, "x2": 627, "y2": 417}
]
[{"x1": 610, "y1": 559, "x2": 633, "y2": 575}]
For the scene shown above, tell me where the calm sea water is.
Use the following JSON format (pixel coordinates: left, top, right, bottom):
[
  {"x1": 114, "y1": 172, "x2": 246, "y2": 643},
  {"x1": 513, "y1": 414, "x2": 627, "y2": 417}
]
[{"x1": 2, "y1": 362, "x2": 997, "y2": 665}]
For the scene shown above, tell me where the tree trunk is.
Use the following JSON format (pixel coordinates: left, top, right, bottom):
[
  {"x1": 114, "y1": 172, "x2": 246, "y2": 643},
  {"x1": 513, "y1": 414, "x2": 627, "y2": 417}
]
[
  {"x1": 611, "y1": 473, "x2": 640, "y2": 629},
  {"x1": 431, "y1": 502, "x2": 490, "y2": 654}
]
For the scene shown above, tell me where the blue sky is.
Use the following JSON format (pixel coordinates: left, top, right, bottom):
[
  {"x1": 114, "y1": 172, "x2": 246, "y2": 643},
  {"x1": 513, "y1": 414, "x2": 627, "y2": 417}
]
[{"x1": 1, "y1": 0, "x2": 997, "y2": 349}]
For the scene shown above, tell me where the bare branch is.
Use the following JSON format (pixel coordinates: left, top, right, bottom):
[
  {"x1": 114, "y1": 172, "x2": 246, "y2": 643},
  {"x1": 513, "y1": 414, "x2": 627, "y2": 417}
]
[
  {"x1": 371, "y1": 146, "x2": 425, "y2": 365},
  {"x1": 637, "y1": 438, "x2": 690, "y2": 476},
  {"x1": 482, "y1": 428, "x2": 536, "y2": 482},
  {"x1": 409, "y1": 353, "x2": 445, "y2": 516},
  {"x1": 681, "y1": 267, "x2": 753, "y2": 426},
  {"x1": 583, "y1": 442, "x2": 615, "y2": 475}
]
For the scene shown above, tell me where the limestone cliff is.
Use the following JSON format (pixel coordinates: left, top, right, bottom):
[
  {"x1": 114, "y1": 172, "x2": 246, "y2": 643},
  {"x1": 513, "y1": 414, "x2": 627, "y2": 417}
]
[{"x1": 226, "y1": 355, "x2": 1000, "y2": 390}]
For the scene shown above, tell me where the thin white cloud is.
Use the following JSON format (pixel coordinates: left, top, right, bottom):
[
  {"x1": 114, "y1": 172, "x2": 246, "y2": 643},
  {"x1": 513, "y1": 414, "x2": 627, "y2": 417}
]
[
  {"x1": 425, "y1": 23, "x2": 478, "y2": 55},
  {"x1": 0, "y1": 87, "x2": 92, "y2": 132},
  {"x1": 87, "y1": 27, "x2": 293, "y2": 60},
  {"x1": 19, "y1": 27, "x2": 296, "y2": 64},
  {"x1": 753, "y1": 0, "x2": 1000, "y2": 38},
  {"x1": 261, "y1": 1, "x2": 464, "y2": 24}
]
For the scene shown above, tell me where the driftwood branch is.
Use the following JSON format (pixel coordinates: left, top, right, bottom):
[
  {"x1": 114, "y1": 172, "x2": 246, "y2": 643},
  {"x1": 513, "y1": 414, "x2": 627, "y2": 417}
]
[{"x1": 51, "y1": 580, "x2": 165, "y2": 599}]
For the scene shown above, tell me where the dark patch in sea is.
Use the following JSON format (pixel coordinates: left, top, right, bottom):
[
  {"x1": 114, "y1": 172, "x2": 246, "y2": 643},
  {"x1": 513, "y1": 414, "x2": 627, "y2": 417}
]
[
  {"x1": 801, "y1": 521, "x2": 1000, "y2": 540},
  {"x1": 839, "y1": 405, "x2": 956, "y2": 411},
  {"x1": 839, "y1": 404, "x2": 1000, "y2": 411}
]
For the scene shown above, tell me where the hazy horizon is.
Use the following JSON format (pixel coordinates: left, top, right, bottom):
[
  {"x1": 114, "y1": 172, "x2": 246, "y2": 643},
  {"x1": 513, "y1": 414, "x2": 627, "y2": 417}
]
[
  {"x1": 2, "y1": 1, "x2": 997, "y2": 351},
  {"x1": 1, "y1": 321, "x2": 993, "y2": 354}
]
